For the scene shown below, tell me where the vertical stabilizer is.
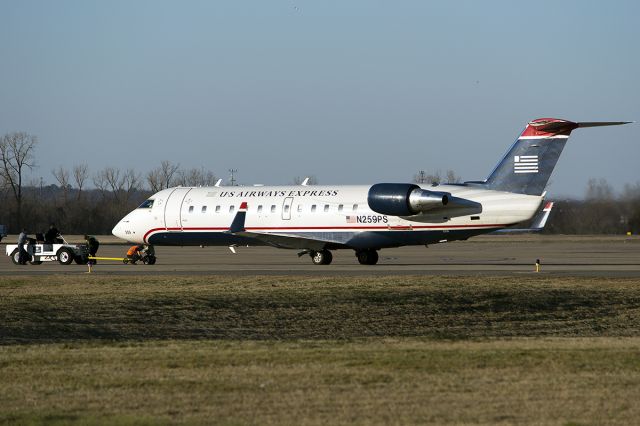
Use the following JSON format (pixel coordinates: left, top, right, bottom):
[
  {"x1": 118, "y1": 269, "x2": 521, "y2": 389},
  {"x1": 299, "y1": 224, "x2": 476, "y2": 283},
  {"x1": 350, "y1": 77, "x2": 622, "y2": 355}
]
[{"x1": 484, "y1": 118, "x2": 630, "y2": 195}]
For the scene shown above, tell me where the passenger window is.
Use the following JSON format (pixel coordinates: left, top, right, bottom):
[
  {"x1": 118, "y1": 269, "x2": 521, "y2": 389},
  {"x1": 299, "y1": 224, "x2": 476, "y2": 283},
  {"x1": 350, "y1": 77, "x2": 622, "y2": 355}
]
[
  {"x1": 271, "y1": 205, "x2": 276, "y2": 213},
  {"x1": 201, "y1": 206, "x2": 207, "y2": 213},
  {"x1": 258, "y1": 205, "x2": 263, "y2": 213},
  {"x1": 297, "y1": 204, "x2": 303, "y2": 212},
  {"x1": 338, "y1": 204, "x2": 343, "y2": 212},
  {"x1": 229, "y1": 205, "x2": 235, "y2": 213},
  {"x1": 353, "y1": 204, "x2": 358, "y2": 211},
  {"x1": 324, "y1": 204, "x2": 329, "y2": 212},
  {"x1": 215, "y1": 206, "x2": 220, "y2": 213},
  {"x1": 188, "y1": 206, "x2": 194, "y2": 213},
  {"x1": 311, "y1": 205, "x2": 317, "y2": 212},
  {"x1": 284, "y1": 205, "x2": 290, "y2": 213}
]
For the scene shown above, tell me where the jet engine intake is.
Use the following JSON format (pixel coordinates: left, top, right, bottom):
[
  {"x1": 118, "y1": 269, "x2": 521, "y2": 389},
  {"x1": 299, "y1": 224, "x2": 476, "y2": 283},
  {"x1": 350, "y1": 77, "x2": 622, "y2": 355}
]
[{"x1": 367, "y1": 183, "x2": 448, "y2": 216}]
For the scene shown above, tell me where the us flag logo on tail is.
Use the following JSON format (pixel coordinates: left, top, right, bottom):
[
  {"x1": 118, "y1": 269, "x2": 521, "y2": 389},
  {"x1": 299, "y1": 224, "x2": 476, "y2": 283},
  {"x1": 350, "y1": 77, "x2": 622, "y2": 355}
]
[{"x1": 514, "y1": 155, "x2": 539, "y2": 174}]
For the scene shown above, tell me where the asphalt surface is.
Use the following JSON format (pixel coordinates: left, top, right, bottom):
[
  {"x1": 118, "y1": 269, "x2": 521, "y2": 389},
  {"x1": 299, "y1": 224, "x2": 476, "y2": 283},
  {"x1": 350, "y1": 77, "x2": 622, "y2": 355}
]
[{"x1": 1, "y1": 235, "x2": 639, "y2": 277}]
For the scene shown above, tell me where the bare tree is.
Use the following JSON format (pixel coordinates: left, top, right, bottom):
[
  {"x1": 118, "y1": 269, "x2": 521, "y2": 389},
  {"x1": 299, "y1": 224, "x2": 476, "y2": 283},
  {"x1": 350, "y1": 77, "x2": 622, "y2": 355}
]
[
  {"x1": 413, "y1": 170, "x2": 441, "y2": 185},
  {"x1": 103, "y1": 167, "x2": 124, "y2": 203},
  {"x1": 147, "y1": 168, "x2": 162, "y2": 192},
  {"x1": 585, "y1": 178, "x2": 614, "y2": 201},
  {"x1": 73, "y1": 164, "x2": 89, "y2": 200},
  {"x1": 160, "y1": 160, "x2": 180, "y2": 188},
  {"x1": 52, "y1": 166, "x2": 70, "y2": 202},
  {"x1": 0, "y1": 132, "x2": 38, "y2": 226},
  {"x1": 413, "y1": 169, "x2": 460, "y2": 185},
  {"x1": 445, "y1": 169, "x2": 461, "y2": 184},
  {"x1": 94, "y1": 167, "x2": 141, "y2": 204},
  {"x1": 122, "y1": 168, "x2": 141, "y2": 203},
  {"x1": 147, "y1": 160, "x2": 180, "y2": 191},
  {"x1": 175, "y1": 167, "x2": 217, "y2": 187},
  {"x1": 92, "y1": 169, "x2": 111, "y2": 201},
  {"x1": 621, "y1": 182, "x2": 640, "y2": 201}
]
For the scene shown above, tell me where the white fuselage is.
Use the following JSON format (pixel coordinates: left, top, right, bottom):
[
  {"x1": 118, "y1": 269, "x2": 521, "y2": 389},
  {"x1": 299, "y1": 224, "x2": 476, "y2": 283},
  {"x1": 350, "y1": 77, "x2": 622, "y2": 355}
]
[{"x1": 112, "y1": 184, "x2": 543, "y2": 250}]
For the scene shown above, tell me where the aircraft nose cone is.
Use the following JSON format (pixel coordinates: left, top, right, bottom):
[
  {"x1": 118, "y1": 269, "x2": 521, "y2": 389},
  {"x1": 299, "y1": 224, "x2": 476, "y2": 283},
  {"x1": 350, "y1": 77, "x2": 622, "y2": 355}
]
[{"x1": 112, "y1": 221, "x2": 126, "y2": 240}]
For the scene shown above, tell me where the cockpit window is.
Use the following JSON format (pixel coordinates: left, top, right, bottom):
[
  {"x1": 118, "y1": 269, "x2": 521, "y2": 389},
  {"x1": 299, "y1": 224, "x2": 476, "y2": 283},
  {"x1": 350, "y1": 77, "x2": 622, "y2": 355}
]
[{"x1": 138, "y1": 199, "x2": 154, "y2": 209}]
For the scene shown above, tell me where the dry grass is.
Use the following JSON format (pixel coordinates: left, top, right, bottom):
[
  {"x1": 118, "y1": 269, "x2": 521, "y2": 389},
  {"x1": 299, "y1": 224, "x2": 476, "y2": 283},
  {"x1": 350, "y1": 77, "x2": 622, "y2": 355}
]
[
  {"x1": 1, "y1": 275, "x2": 640, "y2": 424},
  {"x1": 1, "y1": 338, "x2": 640, "y2": 425},
  {"x1": 1, "y1": 275, "x2": 640, "y2": 342}
]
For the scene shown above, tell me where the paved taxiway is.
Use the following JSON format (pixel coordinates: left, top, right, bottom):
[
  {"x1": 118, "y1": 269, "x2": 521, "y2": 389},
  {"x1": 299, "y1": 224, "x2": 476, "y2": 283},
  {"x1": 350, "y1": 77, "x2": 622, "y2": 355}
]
[{"x1": 1, "y1": 235, "x2": 639, "y2": 277}]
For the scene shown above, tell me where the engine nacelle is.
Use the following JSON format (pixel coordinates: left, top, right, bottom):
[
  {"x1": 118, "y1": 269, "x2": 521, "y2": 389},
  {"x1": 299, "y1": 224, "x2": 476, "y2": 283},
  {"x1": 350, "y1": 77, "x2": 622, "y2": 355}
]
[{"x1": 367, "y1": 183, "x2": 448, "y2": 216}]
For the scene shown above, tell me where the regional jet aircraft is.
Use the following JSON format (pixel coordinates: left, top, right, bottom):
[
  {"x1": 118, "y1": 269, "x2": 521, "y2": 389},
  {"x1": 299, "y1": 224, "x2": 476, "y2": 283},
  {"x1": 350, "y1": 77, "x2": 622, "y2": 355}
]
[{"x1": 112, "y1": 118, "x2": 629, "y2": 265}]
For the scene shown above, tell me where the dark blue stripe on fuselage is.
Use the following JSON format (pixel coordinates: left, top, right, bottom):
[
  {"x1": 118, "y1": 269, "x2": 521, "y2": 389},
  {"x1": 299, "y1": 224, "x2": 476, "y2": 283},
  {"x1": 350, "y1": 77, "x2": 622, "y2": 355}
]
[{"x1": 147, "y1": 228, "x2": 496, "y2": 249}]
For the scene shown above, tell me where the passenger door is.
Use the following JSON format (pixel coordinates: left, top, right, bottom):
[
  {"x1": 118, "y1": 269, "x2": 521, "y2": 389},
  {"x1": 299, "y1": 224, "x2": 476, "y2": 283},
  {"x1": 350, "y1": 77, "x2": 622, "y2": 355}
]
[{"x1": 164, "y1": 188, "x2": 192, "y2": 231}]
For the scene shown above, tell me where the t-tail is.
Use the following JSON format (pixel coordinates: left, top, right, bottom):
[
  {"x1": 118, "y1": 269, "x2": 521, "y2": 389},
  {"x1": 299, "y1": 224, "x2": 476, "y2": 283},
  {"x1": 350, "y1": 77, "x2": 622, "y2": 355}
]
[{"x1": 483, "y1": 118, "x2": 631, "y2": 195}]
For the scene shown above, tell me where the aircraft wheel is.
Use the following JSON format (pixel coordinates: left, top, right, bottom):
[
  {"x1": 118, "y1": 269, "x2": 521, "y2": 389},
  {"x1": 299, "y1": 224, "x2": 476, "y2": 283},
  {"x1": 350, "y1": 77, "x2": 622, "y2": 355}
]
[
  {"x1": 57, "y1": 248, "x2": 74, "y2": 265},
  {"x1": 356, "y1": 249, "x2": 379, "y2": 265},
  {"x1": 310, "y1": 250, "x2": 332, "y2": 265}
]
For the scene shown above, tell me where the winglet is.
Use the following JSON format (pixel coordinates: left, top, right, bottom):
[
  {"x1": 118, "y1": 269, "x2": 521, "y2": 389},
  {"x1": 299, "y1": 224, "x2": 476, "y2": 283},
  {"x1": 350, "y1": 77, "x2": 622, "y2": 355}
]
[{"x1": 228, "y1": 202, "x2": 248, "y2": 233}]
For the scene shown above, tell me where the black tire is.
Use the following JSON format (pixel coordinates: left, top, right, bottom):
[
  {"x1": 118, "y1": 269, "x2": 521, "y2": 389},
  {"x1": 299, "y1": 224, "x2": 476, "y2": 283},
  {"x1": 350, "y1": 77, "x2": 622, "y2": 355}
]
[
  {"x1": 356, "y1": 249, "x2": 379, "y2": 265},
  {"x1": 57, "y1": 248, "x2": 74, "y2": 265},
  {"x1": 311, "y1": 250, "x2": 333, "y2": 265},
  {"x1": 147, "y1": 256, "x2": 157, "y2": 265},
  {"x1": 10, "y1": 250, "x2": 20, "y2": 265}
]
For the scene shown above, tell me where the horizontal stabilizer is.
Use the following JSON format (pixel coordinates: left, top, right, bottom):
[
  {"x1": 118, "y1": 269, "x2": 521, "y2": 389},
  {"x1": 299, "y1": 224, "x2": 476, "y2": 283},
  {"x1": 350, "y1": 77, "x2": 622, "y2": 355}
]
[
  {"x1": 530, "y1": 201, "x2": 554, "y2": 230},
  {"x1": 577, "y1": 121, "x2": 632, "y2": 128},
  {"x1": 492, "y1": 201, "x2": 554, "y2": 234}
]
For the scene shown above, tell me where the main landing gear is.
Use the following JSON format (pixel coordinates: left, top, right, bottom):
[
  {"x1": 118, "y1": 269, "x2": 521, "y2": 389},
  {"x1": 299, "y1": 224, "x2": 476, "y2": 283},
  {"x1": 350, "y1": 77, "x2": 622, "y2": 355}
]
[
  {"x1": 309, "y1": 249, "x2": 333, "y2": 265},
  {"x1": 302, "y1": 249, "x2": 380, "y2": 265},
  {"x1": 356, "y1": 249, "x2": 379, "y2": 265}
]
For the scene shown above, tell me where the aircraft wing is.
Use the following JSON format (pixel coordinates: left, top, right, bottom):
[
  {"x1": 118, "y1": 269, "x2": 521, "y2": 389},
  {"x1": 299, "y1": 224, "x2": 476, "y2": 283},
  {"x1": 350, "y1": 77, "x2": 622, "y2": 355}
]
[
  {"x1": 233, "y1": 231, "x2": 345, "y2": 251},
  {"x1": 227, "y1": 202, "x2": 347, "y2": 250}
]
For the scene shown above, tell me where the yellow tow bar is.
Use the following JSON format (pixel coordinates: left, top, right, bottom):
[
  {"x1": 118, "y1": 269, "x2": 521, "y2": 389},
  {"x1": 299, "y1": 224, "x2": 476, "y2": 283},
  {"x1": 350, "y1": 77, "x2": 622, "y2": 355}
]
[
  {"x1": 85, "y1": 256, "x2": 131, "y2": 273},
  {"x1": 88, "y1": 256, "x2": 128, "y2": 262}
]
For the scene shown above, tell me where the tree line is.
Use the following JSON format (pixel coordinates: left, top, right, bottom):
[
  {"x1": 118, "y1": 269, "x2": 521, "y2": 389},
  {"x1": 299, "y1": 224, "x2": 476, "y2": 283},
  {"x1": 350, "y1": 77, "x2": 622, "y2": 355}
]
[
  {"x1": 1, "y1": 131, "x2": 639, "y2": 236},
  {"x1": 0, "y1": 132, "x2": 221, "y2": 234}
]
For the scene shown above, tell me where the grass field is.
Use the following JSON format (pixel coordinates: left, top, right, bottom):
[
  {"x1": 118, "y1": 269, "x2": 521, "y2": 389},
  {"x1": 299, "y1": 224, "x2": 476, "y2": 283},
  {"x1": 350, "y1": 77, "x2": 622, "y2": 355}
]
[{"x1": 1, "y1": 275, "x2": 640, "y2": 424}]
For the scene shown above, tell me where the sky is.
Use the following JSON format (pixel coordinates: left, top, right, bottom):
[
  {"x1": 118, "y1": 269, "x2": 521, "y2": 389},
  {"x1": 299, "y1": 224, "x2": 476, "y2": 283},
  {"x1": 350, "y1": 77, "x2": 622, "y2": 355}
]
[{"x1": 1, "y1": 0, "x2": 638, "y2": 198}]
